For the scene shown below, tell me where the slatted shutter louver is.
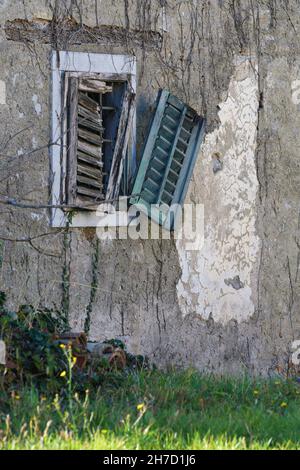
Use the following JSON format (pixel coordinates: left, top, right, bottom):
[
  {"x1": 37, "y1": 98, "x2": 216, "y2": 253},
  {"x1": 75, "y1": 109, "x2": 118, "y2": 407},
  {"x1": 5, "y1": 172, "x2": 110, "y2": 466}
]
[
  {"x1": 130, "y1": 89, "x2": 205, "y2": 230},
  {"x1": 66, "y1": 76, "x2": 111, "y2": 207},
  {"x1": 77, "y1": 86, "x2": 105, "y2": 202}
]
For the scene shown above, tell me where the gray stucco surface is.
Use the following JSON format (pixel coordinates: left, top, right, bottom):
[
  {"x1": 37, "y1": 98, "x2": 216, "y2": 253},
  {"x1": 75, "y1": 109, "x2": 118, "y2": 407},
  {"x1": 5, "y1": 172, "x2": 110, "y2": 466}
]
[{"x1": 1, "y1": 0, "x2": 300, "y2": 375}]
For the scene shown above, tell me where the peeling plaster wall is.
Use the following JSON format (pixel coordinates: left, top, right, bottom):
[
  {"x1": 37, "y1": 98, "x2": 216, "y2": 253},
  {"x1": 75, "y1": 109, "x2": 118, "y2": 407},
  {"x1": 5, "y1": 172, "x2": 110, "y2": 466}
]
[
  {"x1": 1, "y1": 0, "x2": 300, "y2": 375},
  {"x1": 176, "y1": 58, "x2": 260, "y2": 324}
]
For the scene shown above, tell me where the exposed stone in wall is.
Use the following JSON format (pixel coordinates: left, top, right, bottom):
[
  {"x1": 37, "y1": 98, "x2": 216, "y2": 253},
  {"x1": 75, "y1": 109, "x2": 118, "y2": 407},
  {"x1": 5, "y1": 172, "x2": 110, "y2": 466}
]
[
  {"x1": 5, "y1": 17, "x2": 162, "y2": 50},
  {"x1": 176, "y1": 57, "x2": 260, "y2": 325}
]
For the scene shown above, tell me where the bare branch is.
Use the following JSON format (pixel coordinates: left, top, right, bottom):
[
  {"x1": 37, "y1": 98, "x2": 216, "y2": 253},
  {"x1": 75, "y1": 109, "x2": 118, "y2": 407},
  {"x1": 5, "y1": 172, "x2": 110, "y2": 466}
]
[{"x1": 0, "y1": 231, "x2": 64, "y2": 242}]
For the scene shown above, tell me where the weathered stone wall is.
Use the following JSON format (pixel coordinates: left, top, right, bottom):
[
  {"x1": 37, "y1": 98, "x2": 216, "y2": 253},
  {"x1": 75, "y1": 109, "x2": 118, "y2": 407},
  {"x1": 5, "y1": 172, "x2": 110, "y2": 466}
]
[{"x1": 1, "y1": 0, "x2": 300, "y2": 375}]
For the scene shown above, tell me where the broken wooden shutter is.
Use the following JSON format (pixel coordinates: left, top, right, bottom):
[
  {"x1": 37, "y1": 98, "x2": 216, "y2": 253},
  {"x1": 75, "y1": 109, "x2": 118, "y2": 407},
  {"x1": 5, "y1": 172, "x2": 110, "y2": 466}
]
[
  {"x1": 65, "y1": 75, "x2": 112, "y2": 207},
  {"x1": 130, "y1": 89, "x2": 205, "y2": 230},
  {"x1": 105, "y1": 86, "x2": 136, "y2": 202},
  {"x1": 65, "y1": 74, "x2": 135, "y2": 208}
]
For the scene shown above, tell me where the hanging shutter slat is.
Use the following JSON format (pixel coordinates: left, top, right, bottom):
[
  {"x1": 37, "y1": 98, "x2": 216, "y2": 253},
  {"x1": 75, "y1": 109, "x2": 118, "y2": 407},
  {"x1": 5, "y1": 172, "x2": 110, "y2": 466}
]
[
  {"x1": 78, "y1": 127, "x2": 103, "y2": 146},
  {"x1": 78, "y1": 93, "x2": 100, "y2": 113},
  {"x1": 77, "y1": 140, "x2": 102, "y2": 159},
  {"x1": 78, "y1": 79, "x2": 112, "y2": 94},
  {"x1": 78, "y1": 105, "x2": 102, "y2": 126},
  {"x1": 77, "y1": 186, "x2": 102, "y2": 199},
  {"x1": 130, "y1": 89, "x2": 205, "y2": 230},
  {"x1": 77, "y1": 163, "x2": 103, "y2": 179}
]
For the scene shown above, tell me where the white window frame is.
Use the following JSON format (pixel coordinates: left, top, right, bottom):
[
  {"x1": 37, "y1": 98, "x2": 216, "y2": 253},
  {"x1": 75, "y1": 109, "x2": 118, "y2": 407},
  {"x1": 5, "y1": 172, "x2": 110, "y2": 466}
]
[{"x1": 50, "y1": 50, "x2": 137, "y2": 228}]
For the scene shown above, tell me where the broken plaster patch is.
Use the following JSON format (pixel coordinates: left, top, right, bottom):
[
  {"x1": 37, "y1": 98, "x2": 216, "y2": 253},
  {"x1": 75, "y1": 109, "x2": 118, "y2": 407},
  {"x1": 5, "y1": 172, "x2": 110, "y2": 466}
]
[{"x1": 176, "y1": 57, "x2": 260, "y2": 325}]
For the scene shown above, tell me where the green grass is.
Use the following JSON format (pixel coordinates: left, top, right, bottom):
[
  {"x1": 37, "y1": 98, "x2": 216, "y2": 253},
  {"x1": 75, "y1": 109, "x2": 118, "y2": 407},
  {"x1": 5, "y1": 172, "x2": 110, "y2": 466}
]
[{"x1": 1, "y1": 369, "x2": 300, "y2": 449}]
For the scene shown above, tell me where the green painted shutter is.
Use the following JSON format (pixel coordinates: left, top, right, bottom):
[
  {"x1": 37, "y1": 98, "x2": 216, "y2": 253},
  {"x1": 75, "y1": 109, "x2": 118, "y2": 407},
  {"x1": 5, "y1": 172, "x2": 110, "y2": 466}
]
[{"x1": 130, "y1": 89, "x2": 205, "y2": 230}]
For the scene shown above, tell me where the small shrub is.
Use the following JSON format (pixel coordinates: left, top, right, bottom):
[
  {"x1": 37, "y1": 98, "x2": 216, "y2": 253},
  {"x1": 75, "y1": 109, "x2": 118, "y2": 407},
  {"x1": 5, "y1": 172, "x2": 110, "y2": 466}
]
[{"x1": 0, "y1": 292, "x2": 150, "y2": 397}]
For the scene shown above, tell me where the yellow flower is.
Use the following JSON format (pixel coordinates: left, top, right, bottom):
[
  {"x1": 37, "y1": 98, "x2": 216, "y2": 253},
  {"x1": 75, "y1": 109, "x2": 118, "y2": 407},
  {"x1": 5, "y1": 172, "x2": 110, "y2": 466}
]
[
  {"x1": 280, "y1": 402, "x2": 288, "y2": 408},
  {"x1": 11, "y1": 392, "x2": 20, "y2": 400},
  {"x1": 72, "y1": 356, "x2": 77, "y2": 365},
  {"x1": 137, "y1": 403, "x2": 145, "y2": 411},
  {"x1": 59, "y1": 344, "x2": 66, "y2": 349},
  {"x1": 253, "y1": 390, "x2": 259, "y2": 395},
  {"x1": 60, "y1": 371, "x2": 67, "y2": 377}
]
